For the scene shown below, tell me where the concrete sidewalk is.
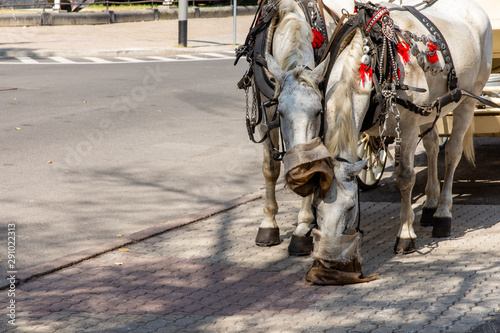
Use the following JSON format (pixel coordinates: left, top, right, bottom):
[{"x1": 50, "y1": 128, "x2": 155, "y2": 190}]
[
  {"x1": 0, "y1": 14, "x2": 255, "y2": 57},
  {"x1": 4, "y1": 187, "x2": 500, "y2": 332}
]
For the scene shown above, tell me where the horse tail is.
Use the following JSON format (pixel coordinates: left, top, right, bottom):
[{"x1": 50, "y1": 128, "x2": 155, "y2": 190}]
[{"x1": 463, "y1": 120, "x2": 475, "y2": 166}]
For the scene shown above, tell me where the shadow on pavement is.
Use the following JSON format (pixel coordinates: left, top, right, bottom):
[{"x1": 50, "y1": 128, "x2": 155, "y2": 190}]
[{"x1": 361, "y1": 137, "x2": 500, "y2": 205}]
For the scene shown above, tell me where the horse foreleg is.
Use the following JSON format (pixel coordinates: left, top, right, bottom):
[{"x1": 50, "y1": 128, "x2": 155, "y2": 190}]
[
  {"x1": 433, "y1": 102, "x2": 475, "y2": 237},
  {"x1": 256, "y1": 128, "x2": 282, "y2": 246},
  {"x1": 420, "y1": 125, "x2": 440, "y2": 226},
  {"x1": 394, "y1": 125, "x2": 419, "y2": 254},
  {"x1": 288, "y1": 195, "x2": 315, "y2": 255}
]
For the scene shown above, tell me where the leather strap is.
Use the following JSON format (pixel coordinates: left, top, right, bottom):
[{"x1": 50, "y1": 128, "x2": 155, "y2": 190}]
[
  {"x1": 320, "y1": 0, "x2": 340, "y2": 22},
  {"x1": 319, "y1": 13, "x2": 348, "y2": 64},
  {"x1": 403, "y1": 5, "x2": 457, "y2": 91},
  {"x1": 316, "y1": 0, "x2": 330, "y2": 43}
]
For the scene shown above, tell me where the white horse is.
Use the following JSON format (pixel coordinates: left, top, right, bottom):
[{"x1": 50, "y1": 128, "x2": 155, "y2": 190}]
[
  {"x1": 254, "y1": 0, "x2": 328, "y2": 255},
  {"x1": 264, "y1": 0, "x2": 492, "y2": 284}
]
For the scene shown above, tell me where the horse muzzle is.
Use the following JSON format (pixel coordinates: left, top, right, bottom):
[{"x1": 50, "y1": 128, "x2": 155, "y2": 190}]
[{"x1": 282, "y1": 137, "x2": 334, "y2": 199}]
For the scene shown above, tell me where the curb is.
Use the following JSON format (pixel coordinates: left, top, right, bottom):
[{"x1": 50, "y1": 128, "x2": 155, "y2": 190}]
[
  {"x1": 0, "y1": 190, "x2": 264, "y2": 290},
  {"x1": 0, "y1": 6, "x2": 257, "y2": 27}
]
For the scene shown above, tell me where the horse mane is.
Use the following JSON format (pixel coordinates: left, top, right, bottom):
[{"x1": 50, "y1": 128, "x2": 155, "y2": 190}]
[
  {"x1": 325, "y1": 29, "x2": 366, "y2": 161},
  {"x1": 274, "y1": 0, "x2": 313, "y2": 72}
]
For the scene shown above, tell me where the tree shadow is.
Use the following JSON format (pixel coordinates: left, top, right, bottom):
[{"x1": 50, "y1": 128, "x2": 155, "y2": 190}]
[
  {"x1": 361, "y1": 137, "x2": 500, "y2": 205},
  {"x1": 12, "y1": 179, "x2": 500, "y2": 331},
  {"x1": 7, "y1": 138, "x2": 500, "y2": 331}
]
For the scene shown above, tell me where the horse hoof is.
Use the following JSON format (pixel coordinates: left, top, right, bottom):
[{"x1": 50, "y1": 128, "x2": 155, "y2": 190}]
[
  {"x1": 394, "y1": 237, "x2": 416, "y2": 254},
  {"x1": 420, "y1": 207, "x2": 436, "y2": 227},
  {"x1": 432, "y1": 217, "x2": 452, "y2": 238},
  {"x1": 288, "y1": 234, "x2": 313, "y2": 256},
  {"x1": 255, "y1": 227, "x2": 281, "y2": 246}
]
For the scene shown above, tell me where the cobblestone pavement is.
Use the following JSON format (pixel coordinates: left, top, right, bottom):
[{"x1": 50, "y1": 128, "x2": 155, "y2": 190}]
[{"x1": 3, "y1": 188, "x2": 500, "y2": 332}]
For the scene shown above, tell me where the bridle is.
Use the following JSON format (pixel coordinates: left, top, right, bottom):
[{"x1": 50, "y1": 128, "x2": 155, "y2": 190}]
[
  {"x1": 236, "y1": 0, "x2": 330, "y2": 162},
  {"x1": 259, "y1": 98, "x2": 287, "y2": 161}
]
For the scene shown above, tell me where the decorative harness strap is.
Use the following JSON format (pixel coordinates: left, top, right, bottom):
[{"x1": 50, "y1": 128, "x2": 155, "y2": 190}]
[{"x1": 399, "y1": 5, "x2": 457, "y2": 91}]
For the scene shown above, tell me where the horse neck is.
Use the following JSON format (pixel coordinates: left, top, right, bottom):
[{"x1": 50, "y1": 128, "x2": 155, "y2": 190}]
[
  {"x1": 324, "y1": 29, "x2": 371, "y2": 162},
  {"x1": 324, "y1": 88, "x2": 358, "y2": 162},
  {"x1": 271, "y1": 1, "x2": 315, "y2": 71}
]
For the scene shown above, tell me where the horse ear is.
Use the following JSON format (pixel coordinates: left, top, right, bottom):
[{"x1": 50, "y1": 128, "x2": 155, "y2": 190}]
[
  {"x1": 310, "y1": 54, "x2": 330, "y2": 86},
  {"x1": 350, "y1": 158, "x2": 369, "y2": 176},
  {"x1": 266, "y1": 54, "x2": 285, "y2": 86}
]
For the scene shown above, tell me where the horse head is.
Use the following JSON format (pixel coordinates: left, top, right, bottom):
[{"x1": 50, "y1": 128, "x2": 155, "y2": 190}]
[
  {"x1": 269, "y1": 27, "x2": 375, "y2": 285},
  {"x1": 266, "y1": 54, "x2": 334, "y2": 199}
]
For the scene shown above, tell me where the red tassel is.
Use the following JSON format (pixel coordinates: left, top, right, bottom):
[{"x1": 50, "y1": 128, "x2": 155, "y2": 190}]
[
  {"x1": 427, "y1": 42, "x2": 439, "y2": 64},
  {"x1": 311, "y1": 28, "x2": 324, "y2": 49},
  {"x1": 397, "y1": 41, "x2": 410, "y2": 64},
  {"x1": 359, "y1": 63, "x2": 373, "y2": 84}
]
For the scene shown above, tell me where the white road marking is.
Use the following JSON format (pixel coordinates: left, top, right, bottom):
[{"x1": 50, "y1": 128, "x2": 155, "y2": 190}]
[
  {"x1": 83, "y1": 57, "x2": 112, "y2": 63},
  {"x1": 2, "y1": 53, "x2": 234, "y2": 65},
  {"x1": 175, "y1": 54, "x2": 205, "y2": 60},
  {"x1": 147, "y1": 56, "x2": 176, "y2": 62},
  {"x1": 201, "y1": 53, "x2": 234, "y2": 59},
  {"x1": 49, "y1": 57, "x2": 75, "y2": 64},
  {"x1": 115, "y1": 57, "x2": 146, "y2": 63},
  {"x1": 15, "y1": 56, "x2": 39, "y2": 64}
]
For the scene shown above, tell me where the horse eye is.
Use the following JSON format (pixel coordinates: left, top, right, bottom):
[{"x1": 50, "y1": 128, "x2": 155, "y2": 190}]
[{"x1": 345, "y1": 175, "x2": 355, "y2": 182}]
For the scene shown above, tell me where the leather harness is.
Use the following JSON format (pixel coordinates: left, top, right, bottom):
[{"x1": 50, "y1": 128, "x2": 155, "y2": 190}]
[{"x1": 236, "y1": 0, "x2": 499, "y2": 155}]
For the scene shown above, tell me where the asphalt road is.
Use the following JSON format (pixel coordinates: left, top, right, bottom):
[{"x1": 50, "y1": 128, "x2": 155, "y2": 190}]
[{"x1": 0, "y1": 58, "x2": 265, "y2": 278}]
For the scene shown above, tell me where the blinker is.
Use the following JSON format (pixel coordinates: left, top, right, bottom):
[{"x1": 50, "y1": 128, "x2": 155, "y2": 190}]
[{"x1": 260, "y1": 119, "x2": 280, "y2": 133}]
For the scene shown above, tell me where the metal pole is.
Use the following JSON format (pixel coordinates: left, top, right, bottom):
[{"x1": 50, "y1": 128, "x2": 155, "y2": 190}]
[
  {"x1": 178, "y1": 0, "x2": 188, "y2": 47},
  {"x1": 233, "y1": 0, "x2": 237, "y2": 44}
]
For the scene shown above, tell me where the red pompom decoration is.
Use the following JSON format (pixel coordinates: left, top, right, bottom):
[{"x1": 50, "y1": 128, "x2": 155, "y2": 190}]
[
  {"x1": 427, "y1": 42, "x2": 439, "y2": 64},
  {"x1": 312, "y1": 28, "x2": 324, "y2": 49},
  {"x1": 359, "y1": 63, "x2": 373, "y2": 84},
  {"x1": 397, "y1": 41, "x2": 410, "y2": 64}
]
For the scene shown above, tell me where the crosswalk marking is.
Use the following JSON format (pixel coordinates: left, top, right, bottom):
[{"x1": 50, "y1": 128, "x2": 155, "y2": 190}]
[
  {"x1": 147, "y1": 56, "x2": 176, "y2": 62},
  {"x1": 201, "y1": 53, "x2": 234, "y2": 58},
  {"x1": 49, "y1": 56, "x2": 75, "y2": 64},
  {"x1": 83, "y1": 57, "x2": 112, "y2": 63},
  {"x1": 15, "y1": 56, "x2": 39, "y2": 64},
  {"x1": 115, "y1": 57, "x2": 146, "y2": 63},
  {"x1": 1, "y1": 52, "x2": 236, "y2": 65},
  {"x1": 175, "y1": 54, "x2": 206, "y2": 60}
]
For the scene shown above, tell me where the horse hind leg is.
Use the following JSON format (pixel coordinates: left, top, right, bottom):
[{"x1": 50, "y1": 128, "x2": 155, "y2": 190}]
[
  {"x1": 420, "y1": 125, "x2": 440, "y2": 227},
  {"x1": 256, "y1": 128, "x2": 282, "y2": 247},
  {"x1": 288, "y1": 195, "x2": 315, "y2": 256},
  {"x1": 432, "y1": 101, "x2": 475, "y2": 237}
]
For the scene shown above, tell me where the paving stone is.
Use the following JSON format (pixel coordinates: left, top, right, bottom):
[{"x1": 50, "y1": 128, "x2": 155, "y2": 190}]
[{"x1": 10, "y1": 193, "x2": 500, "y2": 332}]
